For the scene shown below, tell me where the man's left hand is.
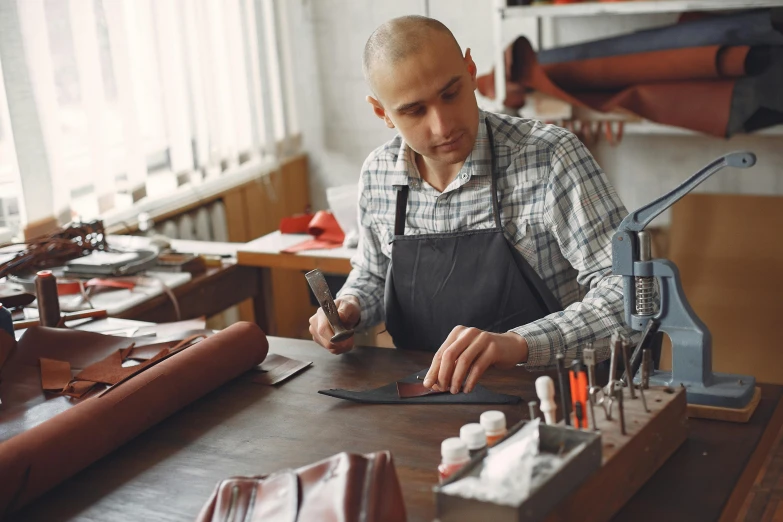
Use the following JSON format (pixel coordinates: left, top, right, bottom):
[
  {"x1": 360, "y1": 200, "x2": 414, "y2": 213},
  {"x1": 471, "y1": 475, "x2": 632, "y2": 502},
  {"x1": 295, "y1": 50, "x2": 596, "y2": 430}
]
[{"x1": 422, "y1": 327, "x2": 528, "y2": 394}]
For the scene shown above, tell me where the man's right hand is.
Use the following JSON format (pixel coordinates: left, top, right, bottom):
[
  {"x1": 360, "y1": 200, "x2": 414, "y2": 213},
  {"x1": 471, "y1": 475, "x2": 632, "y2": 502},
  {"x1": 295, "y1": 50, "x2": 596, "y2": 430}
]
[{"x1": 308, "y1": 295, "x2": 361, "y2": 354}]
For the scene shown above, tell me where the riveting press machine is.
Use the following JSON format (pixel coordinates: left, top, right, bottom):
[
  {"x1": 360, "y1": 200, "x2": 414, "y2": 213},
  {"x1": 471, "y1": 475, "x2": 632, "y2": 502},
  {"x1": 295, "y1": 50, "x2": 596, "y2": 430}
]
[{"x1": 613, "y1": 151, "x2": 758, "y2": 413}]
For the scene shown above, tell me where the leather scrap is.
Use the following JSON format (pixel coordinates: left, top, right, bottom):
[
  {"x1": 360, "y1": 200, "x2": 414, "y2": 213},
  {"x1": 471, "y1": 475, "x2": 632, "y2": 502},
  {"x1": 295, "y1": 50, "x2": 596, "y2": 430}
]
[
  {"x1": 127, "y1": 343, "x2": 172, "y2": 361},
  {"x1": 62, "y1": 380, "x2": 97, "y2": 399},
  {"x1": 281, "y1": 211, "x2": 345, "y2": 253},
  {"x1": 279, "y1": 213, "x2": 315, "y2": 233},
  {"x1": 39, "y1": 358, "x2": 72, "y2": 392},
  {"x1": 395, "y1": 381, "x2": 447, "y2": 398},
  {"x1": 74, "y1": 347, "x2": 167, "y2": 386},
  {"x1": 319, "y1": 369, "x2": 521, "y2": 405},
  {"x1": 254, "y1": 353, "x2": 312, "y2": 385}
]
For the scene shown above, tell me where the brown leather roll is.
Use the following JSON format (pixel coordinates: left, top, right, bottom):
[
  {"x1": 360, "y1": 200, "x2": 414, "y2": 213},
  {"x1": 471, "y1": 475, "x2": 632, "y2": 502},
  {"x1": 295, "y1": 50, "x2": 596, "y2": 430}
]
[
  {"x1": 0, "y1": 321, "x2": 268, "y2": 514},
  {"x1": 542, "y1": 45, "x2": 750, "y2": 91}
]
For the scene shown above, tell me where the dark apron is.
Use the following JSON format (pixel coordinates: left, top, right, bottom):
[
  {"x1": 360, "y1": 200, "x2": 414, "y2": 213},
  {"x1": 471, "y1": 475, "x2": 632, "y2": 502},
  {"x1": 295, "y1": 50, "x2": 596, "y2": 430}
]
[{"x1": 383, "y1": 120, "x2": 562, "y2": 352}]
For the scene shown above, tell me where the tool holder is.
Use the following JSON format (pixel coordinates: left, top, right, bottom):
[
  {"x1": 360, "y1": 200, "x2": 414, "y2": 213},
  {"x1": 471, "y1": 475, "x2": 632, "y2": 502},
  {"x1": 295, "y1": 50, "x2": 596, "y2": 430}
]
[{"x1": 612, "y1": 152, "x2": 757, "y2": 409}]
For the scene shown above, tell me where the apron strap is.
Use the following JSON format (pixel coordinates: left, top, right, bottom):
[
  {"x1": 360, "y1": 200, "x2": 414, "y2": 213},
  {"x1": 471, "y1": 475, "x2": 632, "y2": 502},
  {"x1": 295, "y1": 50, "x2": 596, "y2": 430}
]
[
  {"x1": 393, "y1": 185, "x2": 409, "y2": 236},
  {"x1": 485, "y1": 120, "x2": 502, "y2": 230}
]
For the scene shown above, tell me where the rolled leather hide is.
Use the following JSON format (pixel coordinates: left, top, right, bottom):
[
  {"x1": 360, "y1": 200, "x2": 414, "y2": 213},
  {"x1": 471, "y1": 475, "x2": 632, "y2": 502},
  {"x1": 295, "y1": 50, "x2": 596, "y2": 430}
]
[{"x1": 0, "y1": 321, "x2": 268, "y2": 515}]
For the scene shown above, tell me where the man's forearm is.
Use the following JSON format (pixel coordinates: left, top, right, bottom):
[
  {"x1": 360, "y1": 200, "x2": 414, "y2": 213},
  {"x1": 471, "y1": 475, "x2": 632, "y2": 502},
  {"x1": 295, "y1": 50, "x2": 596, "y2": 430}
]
[
  {"x1": 510, "y1": 274, "x2": 635, "y2": 370},
  {"x1": 336, "y1": 270, "x2": 386, "y2": 329}
]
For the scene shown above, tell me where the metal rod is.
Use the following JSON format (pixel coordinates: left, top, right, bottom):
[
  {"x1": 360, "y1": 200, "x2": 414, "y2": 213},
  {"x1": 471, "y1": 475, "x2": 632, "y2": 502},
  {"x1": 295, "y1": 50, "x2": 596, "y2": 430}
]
[
  {"x1": 616, "y1": 386, "x2": 626, "y2": 435},
  {"x1": 583, "y1": 346, "x2": 596, "y2": 404},
  {"x1": 555, "y1": 354, "x2": 571, "y2": 426},
  {"x1": 621, "y1": 339, "x2": 636, "y2": 399},
  {"x1": 528, "y1": 400, "x2": 539, "y2": 421},
  {"x1": 638, "y1": 381, "x2": 649, "y2": 413}
]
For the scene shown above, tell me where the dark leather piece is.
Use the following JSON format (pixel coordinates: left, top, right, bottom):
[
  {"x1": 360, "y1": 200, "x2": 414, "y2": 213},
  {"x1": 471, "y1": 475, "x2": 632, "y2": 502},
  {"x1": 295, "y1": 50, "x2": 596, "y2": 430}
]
[
  {"x1": 195, "y1": 451, "x2": 407, "y2": 522},
  {"x1": 319, "y1": 369, "x2": 522, "y2": 405},
  {"x1": 537, "y1": 9, "x2": 783, "y2": 64},
  {"x1": 0, "y1": 322, "x2": 269, "y2": 515}
]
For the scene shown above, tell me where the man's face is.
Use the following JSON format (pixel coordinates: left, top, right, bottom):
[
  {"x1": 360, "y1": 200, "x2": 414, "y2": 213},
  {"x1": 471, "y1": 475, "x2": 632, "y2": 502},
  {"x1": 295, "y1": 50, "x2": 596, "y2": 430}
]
[{"x1": 369, "y1": 34, "x2": 479, "y2": 166}]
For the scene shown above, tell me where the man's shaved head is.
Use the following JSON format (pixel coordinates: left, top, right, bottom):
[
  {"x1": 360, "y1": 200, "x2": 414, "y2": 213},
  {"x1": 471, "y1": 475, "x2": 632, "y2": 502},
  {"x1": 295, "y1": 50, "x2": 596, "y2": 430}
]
[
  {"x1": 363, "y1": 16, "x2": 479, "y2": 171},
  {"x1": 363, "y1": 15, "x2": 462, "y2": 91}
]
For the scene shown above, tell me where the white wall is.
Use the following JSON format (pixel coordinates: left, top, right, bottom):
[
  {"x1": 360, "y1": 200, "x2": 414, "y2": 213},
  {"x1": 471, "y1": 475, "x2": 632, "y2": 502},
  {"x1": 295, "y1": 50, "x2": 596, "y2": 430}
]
[{"x1": 288, "y1": 1, "x2": 783, "y2": 218}]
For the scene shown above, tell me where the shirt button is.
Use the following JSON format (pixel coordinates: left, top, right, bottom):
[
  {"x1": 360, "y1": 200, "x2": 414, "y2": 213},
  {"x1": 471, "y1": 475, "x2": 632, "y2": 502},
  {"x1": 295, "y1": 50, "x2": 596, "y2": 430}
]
[
  {"x1": 461, "y1": 173, "x2": 469, "y2": 181},
  {"x1": 409, "y1": 179, "x2": 420, "y2": 189}
]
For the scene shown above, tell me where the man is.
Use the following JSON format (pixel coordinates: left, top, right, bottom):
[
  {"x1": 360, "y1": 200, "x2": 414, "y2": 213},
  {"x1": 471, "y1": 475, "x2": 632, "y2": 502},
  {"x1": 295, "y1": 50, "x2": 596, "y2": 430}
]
[{"x1": 309, "y1": 15, "x2": 632, "y2": 395}]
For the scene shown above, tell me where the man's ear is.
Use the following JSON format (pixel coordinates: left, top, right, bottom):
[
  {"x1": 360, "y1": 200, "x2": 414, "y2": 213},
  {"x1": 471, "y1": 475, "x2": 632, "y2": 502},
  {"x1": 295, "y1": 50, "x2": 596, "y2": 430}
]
[
  {"x1": 465, "y1": 48, "x2": 477, "y2": 87},
  {"x1": 366, "y1": 95, "x2": 395, "y2": 129}
]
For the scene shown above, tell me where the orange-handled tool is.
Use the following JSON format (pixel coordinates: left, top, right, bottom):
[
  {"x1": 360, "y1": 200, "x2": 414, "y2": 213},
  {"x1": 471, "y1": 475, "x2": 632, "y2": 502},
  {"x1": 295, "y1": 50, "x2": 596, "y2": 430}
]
[{"x1": 569, "y1": 361, "x2": 589, "y2": 429}]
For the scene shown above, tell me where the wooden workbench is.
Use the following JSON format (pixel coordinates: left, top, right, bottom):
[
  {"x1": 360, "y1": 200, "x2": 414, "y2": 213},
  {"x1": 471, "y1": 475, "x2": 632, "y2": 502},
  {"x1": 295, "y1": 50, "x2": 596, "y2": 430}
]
[{"x1": 9, "y1": 337, "x2": 783, "y2": 522}]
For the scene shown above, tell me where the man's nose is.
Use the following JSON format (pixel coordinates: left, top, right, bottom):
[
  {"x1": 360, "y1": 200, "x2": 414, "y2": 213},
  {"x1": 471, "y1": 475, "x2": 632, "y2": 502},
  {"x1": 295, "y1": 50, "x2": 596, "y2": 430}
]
[{"x1": 429, "y1": 107, "x2": 454, "y2": 138}]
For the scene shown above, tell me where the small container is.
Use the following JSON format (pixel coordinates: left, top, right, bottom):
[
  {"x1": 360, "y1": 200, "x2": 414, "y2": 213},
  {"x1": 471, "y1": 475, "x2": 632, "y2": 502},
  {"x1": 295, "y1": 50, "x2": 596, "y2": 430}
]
[
  {"x1": 459, "y1": 423, "x2": 487, "y2": 458},
  {"x1": 438, "y1": 437, "x2": 470, "y2": 483},
  {"x1": 480, "y1": 410, "x2": 508, "y2": 447}
]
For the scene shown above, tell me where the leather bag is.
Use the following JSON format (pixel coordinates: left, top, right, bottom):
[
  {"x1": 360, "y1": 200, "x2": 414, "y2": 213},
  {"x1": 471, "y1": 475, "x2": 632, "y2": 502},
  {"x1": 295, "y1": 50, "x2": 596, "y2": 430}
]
[{"x1": 196, "y1": 451, "x2": 407, "y2": 522}]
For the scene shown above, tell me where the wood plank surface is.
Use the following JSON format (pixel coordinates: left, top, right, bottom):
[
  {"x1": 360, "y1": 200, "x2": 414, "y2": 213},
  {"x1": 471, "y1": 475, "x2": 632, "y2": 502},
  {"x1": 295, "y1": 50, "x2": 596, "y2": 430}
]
[
  {"x1": 9, "y1": 338, "x2": 783, "y2": 522},
  {"x1": 734, "y1": 406, "x2": 783, "y2": 522}
]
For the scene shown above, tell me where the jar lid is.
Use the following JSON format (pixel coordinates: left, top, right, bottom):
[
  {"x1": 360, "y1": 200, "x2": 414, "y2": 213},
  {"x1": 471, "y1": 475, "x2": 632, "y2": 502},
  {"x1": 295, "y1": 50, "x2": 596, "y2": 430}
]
[
  {"x1": 480, "y1": 410, "x2": 506, "y2": 432},
  {"x1": 441, "y1": 437, "x2": 469, "y2": 463},
  {"x1": 460, "y1": 423, "x2": 486, "y2": 450}
]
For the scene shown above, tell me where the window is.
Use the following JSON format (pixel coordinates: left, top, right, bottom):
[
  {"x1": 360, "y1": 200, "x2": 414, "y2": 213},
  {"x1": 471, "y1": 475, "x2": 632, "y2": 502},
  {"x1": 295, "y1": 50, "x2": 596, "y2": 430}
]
[
  {"x1": 0, "y1": 55, "x2": 22, "y2": 241},
  {"x1": 0, "y1": 0, "x2": 298, "y2": 239}
]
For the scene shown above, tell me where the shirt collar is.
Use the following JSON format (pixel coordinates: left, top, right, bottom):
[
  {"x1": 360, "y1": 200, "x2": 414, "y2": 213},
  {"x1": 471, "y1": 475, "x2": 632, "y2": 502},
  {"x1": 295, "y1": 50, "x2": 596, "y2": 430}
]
[{"x1": 388, "y1": 109, "x2": 492, "y2": 187}]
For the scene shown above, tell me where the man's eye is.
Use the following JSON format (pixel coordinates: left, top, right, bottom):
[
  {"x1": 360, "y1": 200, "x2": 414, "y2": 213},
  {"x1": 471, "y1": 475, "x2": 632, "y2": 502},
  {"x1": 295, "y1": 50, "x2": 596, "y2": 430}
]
[
  {"x1": 443, "y1": 90, "x2": 459, "y2": 100},
  {"x1": 407, "y1": 107, "x2": 425, "y2": 116}
]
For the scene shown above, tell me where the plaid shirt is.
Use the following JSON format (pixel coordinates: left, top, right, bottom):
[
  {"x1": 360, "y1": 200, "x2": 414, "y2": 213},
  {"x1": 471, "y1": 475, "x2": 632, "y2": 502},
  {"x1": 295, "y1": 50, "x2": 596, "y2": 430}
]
[{"x1": 337, "y1": 109, "x2": 635, "y2": 370}]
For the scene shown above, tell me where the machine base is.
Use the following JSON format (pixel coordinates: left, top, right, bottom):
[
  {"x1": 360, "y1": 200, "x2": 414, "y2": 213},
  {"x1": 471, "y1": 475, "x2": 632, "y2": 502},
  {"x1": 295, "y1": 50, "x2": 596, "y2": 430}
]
[
  {"x1": 686, "y1": 386, "x2": 761, "y2": 423},
  {"x1": 640, "y1": 370, "x2": 757, "y2": 409}
]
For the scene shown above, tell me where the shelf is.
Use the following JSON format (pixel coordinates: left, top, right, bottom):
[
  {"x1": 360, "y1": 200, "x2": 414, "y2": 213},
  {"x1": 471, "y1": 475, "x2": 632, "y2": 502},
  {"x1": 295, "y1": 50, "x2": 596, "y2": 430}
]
[
  {"x1": 622, "y1": 121, "x2": 783, "y2": 137},
  {"x1": 502, "y1": 0, "x2": 783, "y2": 18}
]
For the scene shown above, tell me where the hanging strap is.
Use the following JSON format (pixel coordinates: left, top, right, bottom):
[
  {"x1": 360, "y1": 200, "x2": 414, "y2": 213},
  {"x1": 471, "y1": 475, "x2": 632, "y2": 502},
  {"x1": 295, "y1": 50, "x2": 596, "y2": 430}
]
[
  {"x1": 393, "y1": 185, "x2": 409, "y2": 236},
  {"x1": 485, "y1": 120, "x2": 502, "y2": 230}
]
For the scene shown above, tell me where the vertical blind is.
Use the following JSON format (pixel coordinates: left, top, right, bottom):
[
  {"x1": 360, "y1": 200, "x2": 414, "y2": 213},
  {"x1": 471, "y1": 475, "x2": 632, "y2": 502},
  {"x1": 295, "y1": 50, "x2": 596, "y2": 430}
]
[{"x1": 0, "y1": 0, "x2": 299, "y2": 239}]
